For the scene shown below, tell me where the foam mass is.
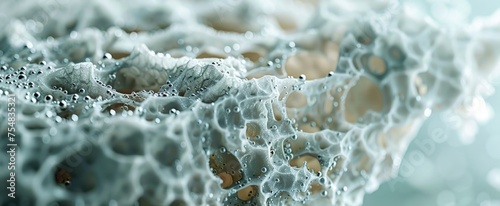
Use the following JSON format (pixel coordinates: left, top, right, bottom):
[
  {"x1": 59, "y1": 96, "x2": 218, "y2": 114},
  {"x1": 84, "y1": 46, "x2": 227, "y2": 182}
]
[{"x1": 1, "y1": 0, "x2": 500, "y2": 205}]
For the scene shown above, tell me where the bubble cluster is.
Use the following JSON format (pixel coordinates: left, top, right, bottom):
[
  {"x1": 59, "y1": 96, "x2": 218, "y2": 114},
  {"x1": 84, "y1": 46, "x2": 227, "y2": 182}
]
[{"x1": 1, "y1": 0, "x2": 500, "y2": 205}]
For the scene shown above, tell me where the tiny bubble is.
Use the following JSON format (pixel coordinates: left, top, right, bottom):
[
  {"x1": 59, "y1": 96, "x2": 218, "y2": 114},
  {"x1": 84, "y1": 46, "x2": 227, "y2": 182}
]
[
  {"x1": 71, "y1": 114, "x2": 79, "y2": 122},
  {"x1": 220, "y1": 147, "x2": 226, "y2": 153},
  {"x1": 45, "y1": 95, "x2": 53, "y2": 101}
]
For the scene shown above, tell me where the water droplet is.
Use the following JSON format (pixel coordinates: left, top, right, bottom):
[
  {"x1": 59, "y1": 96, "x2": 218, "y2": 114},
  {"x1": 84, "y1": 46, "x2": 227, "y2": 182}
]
[
  {"x1": 244, "y1": 31, "x2": 253, "y2": 39},
  {"x1": 232, "y1": 44, "x2": 240, "y2": 51},
  {"x1": 70, "y1": 31, "x2": 78, "y2": 38},
  {"x1": 424, "y1": 108, "x2": 432, "y2": 117},
  {"x1": 49, "y1": 127, "x2": 57, "y2": 136},
  {"x1": 71, "y1": 114, "x2": 79, "y2": 122},
  {"x1": 175, "y1": 161, "x2": 183, "y2": 171},
  {"x1": 220, "y1": 147, "x2": 226, "y2": 153},
  {"x1": 59, "y1": 100, "x2": 67, "y2": 109},
  {"x1": 299, "y1": 74, "x2": 306, "y2": 80},
  {"x1": 103, "y1": 53, "x2": 112, "y2": 59}
]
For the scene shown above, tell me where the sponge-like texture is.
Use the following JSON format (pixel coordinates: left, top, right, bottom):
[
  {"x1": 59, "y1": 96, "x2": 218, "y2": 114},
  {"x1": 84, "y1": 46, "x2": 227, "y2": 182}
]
[{"x1": 1, "y1": 0, "x2": 500, "y2": 205}]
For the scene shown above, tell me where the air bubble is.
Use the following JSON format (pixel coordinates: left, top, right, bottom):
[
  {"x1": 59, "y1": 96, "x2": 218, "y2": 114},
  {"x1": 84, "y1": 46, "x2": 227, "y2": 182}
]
[
  {"x1": 103, "y1": 53, "x2": 112, "y2": 59},
  {"x1": 424, "y1": 108, "x2": 432, "y2": 117},
  {"x1": 244, "y1": 31, "x2": 254, "y2": 39},
  {"x1": 170, "y1": 108, "x2": 178, "y2": 114},
  {"x1": 71, "y1": 114, "x2": 79, "y2": 122},
  {"x1": 59, "y1": 100, "x2": 68, "y2": 109},
  {"x1": 298, "y1": 74, "x2": 306, "y2": 80},
  {"x1": 319, "y1": 177, "x2": 326, "y2": 184},
  {"x1": 45, "y1": 95, "x2": 53, "y2": 101},
  {"x1": 220, "y1": 147, "x2": 227, "y2": 153},
  {"x1": 55, "y1": 116, "x2": 62, "y2": 123}
]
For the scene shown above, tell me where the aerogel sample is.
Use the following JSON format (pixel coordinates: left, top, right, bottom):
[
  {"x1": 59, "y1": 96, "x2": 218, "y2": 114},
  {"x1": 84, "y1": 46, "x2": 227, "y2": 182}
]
[{"x1": 0, "y1": 0, "x2": 500, "y2": 205}]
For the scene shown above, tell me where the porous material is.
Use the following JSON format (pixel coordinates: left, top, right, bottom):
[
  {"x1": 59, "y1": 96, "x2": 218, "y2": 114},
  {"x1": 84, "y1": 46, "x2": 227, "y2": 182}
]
[{"x1": 0, "y1": 0, "x2": 499, "y2": 206}]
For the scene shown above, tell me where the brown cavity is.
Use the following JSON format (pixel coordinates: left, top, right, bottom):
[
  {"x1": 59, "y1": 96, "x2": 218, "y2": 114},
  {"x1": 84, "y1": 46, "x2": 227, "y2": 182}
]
[
  {"x1": 344, "y1": 76, "x2": 384, "y2": 123},
  {"x1": 55, "y1": 167, "x2": 71, "y2": 186},
  {"x1": 245, "y1": 122, "x2": 261, "y2": 140},
  {"x1": 209, "y1": 152, "x2": 243, "y2": 189},
  {"x1": 367, "y1": 56, "x2": 386, "y2": 75},
  {"x1": 285, "y1": 41, "x2": 338, "y2": 79},
  {"x1": 289, "y1": 154, "x2": 321, "y2": 173},
  {"x1": 237, "y1": 185, "x2": 258, "y2": 201},
  {"x1": 197, "y1": 52, "x2": 227, "y2": 59},
  {"x1": 241, "y1": 51, "x2": 264, "y2": 63},
  {"x1": 285, "y1": 91, "x2": 307, "y2": 108}
]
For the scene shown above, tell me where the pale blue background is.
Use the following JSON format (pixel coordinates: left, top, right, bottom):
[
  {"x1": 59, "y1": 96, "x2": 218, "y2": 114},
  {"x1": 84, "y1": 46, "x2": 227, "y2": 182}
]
[{"x1": 363, "y1": 1, "x2": 500, "y2": 205}]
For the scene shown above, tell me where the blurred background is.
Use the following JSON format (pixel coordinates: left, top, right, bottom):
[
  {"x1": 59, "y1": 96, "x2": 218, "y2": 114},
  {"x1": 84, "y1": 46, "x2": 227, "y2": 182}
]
[
  {"x1": 364, "y1": 89, "x2": 500, "y2": 206},
  {"x1": 364, "y1": 1, "x2": 500, "y2": 205}
]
